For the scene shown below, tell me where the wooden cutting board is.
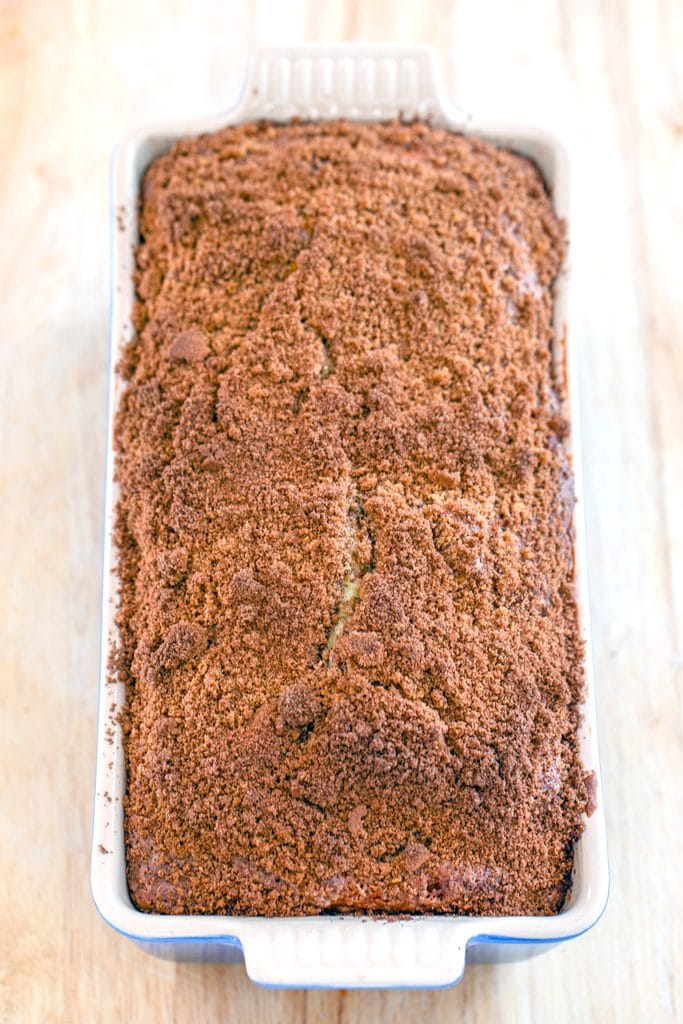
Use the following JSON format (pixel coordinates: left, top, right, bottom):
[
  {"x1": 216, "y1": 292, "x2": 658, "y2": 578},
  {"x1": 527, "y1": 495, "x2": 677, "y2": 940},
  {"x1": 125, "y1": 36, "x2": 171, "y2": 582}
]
[{"x1": 0, "y1": 1, "x2": 680, "y2": 1021}]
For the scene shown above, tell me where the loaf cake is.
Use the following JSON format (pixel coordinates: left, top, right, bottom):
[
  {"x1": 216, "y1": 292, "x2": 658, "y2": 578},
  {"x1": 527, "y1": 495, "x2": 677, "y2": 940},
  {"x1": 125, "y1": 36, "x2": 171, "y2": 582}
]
[{"x1": 114, "y1": 120, "x2": 594, "y2": 917}]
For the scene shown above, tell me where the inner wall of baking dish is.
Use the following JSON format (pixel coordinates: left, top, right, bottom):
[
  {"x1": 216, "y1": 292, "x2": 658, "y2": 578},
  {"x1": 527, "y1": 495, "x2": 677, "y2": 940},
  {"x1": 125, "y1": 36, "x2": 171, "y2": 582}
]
[{"x1": 98, "y1": 117, "x2": 600, "y2": 933}]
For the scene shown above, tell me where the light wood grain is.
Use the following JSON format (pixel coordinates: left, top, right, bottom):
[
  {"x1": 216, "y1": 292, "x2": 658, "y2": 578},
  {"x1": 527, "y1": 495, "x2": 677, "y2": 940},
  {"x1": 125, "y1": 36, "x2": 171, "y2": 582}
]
[{"x1": 1, "y1": 1, "x2": 681, "y2": 1021}]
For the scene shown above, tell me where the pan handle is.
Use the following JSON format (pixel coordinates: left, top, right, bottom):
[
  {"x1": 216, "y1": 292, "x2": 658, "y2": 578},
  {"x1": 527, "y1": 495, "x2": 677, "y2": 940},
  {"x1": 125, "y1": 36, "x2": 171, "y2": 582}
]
[{"x1": 233, "y1": 44, "x2": 465, "y2": 124}]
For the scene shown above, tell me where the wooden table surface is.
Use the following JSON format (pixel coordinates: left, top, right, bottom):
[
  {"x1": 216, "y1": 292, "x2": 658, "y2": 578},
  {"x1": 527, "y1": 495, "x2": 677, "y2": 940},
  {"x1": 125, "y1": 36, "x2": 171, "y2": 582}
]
[{"x1": 1, "y1": 1, "x2": 681, "y2": 1021}]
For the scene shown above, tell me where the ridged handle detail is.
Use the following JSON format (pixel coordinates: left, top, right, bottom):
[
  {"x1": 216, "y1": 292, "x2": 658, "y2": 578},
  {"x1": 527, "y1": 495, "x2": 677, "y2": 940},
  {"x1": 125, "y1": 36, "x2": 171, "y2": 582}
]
[{"x1": 237, "y1": 46, "x2": 456, "y2": 122}]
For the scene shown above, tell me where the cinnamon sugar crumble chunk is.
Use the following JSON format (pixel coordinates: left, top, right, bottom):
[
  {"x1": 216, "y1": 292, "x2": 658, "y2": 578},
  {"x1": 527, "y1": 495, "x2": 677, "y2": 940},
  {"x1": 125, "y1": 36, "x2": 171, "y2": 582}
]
[{"x1": 115, "y1": 120, "x2": 592, "y2": 917}]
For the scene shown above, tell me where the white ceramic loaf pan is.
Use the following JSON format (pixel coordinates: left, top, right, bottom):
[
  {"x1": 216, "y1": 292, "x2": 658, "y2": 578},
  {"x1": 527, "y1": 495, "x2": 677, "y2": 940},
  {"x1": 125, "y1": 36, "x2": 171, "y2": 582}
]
[{"x1": 92, "y1": 44, "x2": 609, "y2": 988}]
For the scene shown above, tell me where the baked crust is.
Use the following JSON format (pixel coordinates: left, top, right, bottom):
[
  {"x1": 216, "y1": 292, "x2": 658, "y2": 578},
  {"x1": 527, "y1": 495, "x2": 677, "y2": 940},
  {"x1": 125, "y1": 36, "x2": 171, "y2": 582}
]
[{"x1": 115, "y1": 120, "x2": 590, "y2": 916}]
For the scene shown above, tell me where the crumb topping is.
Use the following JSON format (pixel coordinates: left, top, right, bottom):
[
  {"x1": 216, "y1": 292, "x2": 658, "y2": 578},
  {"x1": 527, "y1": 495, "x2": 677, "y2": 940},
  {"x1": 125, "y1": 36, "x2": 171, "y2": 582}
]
[{"x1": 115, "y1": 120, "x2": 591, "y2": 917}]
